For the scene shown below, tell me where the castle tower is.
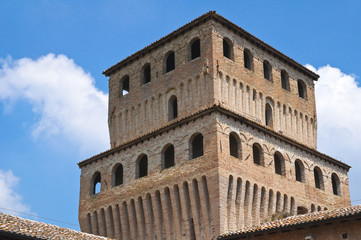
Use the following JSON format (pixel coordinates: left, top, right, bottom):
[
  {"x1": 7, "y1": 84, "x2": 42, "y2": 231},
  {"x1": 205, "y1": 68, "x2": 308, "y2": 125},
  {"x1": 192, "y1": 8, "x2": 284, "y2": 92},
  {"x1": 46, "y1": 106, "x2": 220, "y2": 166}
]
[{"x1": 78, "y1": 12, "x2": 351, "y2": 240}]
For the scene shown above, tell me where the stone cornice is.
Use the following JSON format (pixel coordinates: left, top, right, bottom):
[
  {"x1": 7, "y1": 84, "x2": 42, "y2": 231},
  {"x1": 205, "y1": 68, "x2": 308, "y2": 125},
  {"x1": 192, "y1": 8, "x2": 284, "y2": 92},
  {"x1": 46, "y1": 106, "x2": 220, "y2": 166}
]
[{"x1": 78, "y1": 104, "x2": 349, "y2": 171}]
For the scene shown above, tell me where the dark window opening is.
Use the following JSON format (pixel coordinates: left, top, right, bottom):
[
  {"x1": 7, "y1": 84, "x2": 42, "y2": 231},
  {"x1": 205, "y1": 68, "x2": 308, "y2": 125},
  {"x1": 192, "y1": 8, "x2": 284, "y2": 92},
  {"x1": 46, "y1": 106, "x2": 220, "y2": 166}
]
[
  {"x1": 253, "y1": 144, "x2": 262, "y2": 165},
  {"x1": 137, "y1": 155, "x2": 148, "y2": 179},
  {"x1": 229, "y1": 133, "x2": 239, "y2": 158},
  {"x1": 298, "y1": 80, "x2": 306, "y2": 99},
  {"x1": 122, "y1": 76, "x2": 129, "y2": 96},
  {"x1": 297, "y1": 206, "x2": 308, "y2": 215},
  {"x1": 163, "y1": 145, "x2": 175, "y2": 169},
  {"x1": 191, "y1": 134, "x2": 203, "y2": 159},
  {"x1": 274, "y1": 153, "x2": 284, "y2": 175},
  {"x1": 114, "y1": 164, "x2": 123, "y2": 186},
  {"x1": 244, "y1": 49, "x2": 252, "y2": 70},
  {"x1": 263, "y1": 61, "x2": 272, "y2": 80},
  {"x1": 191, "y1": 39, "x2": 200, "y2": 60},
  {"x1": 281, "y1": 70, "x2": 289, "y2": 90},
  {"x1": 92, "y1": 172, "x2": 101, "y2": 194},
  {"x1": 342, "y1": 233, "x2": 348, "y2": 239},
  {"x1": 314, "y1": 167, "x2": 322, "y2": 189},
  {"x1": 295, "y1": 161, "x2": 302, "y2": 182},
  {"x1": 265, "y1": 104, "x2": 273, "y2": 127},
  {"x1": 332, "y1": 173, "x2": 340, "y2": 196},
  {"x1": 223, "y1": 39, "x2": 231, "y2": 59},
  {"x1": 168, "y1": 96, "x2": 178, "y2": 120},
  {"x1": 143, "y1": 64, "x2": 151, "y2": 84},
  {"x1": 166, "y1": 52, "x2": 175, "y2": 73}
]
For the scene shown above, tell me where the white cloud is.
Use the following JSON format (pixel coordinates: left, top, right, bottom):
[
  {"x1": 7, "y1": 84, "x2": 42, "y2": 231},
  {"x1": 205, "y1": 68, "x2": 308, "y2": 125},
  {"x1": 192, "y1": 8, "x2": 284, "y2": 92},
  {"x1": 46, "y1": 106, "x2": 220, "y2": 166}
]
[
  {"x1": 0, "y1": 54, "x2": 109, "y2": 154},
  {"x1": 307, "y1": 64, "x2": 361, "y2": 202},
  {"x1": 0, "y1": 169, "x2": 30, "y2": 215}
]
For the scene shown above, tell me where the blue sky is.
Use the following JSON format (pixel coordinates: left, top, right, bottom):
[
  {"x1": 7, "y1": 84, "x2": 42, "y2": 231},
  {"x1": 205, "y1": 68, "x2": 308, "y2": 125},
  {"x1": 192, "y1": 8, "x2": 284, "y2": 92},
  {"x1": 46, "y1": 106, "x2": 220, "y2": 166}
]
[{"x1": 0, "y1": 0, "x2": 361, "y2": 230}]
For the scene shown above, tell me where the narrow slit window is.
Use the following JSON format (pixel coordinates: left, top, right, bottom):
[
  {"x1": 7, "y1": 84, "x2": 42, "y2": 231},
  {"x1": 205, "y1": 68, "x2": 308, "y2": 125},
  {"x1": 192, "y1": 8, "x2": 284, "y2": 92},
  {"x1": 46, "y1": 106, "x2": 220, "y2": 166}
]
[
  {"x1": 281, "y1": 70, "x2": 289, "y2": 90},
  {"x1": 252, "y1": 143, "x2": 262, "y2": 165},
  {"x1": 91, "y1": 172, "x2": 101, "y2": 194},
  {"x1": 223, "y1": 38, "x2": 233, "y2": 59},
  {"x1": 265, "y1": 104, "x2": 273, "y2": 127},
  {"x1": 191, "y1": 133, "x2": 203, "y2": 159},
  {"x1": 244, "y1": 49, "x2": 253, "y2": 70},
  {"x1": 137, "y1": 155, "x2": 148, "y2": 179},
  {"x1": 229, "y1": 133, "x2": 239, "y2": 158},
  {"x1": 274, "y1": 152, "x2": 284, "y2": 176},
  {"x1": 331, "y1": 173, "x2": 341, "y2": 196},
  {"x1": 168, "y1": 95, "x2": 178, "y2": 120},
  {"x1": 191, "y1": 39, "x2": 200, "y2": 60},
  {"x1": 297, "y1": 79, "x2": 307, "y2": 99},
  {"x1": 142, "y1": 64, "x2": 151, "y2": 84},
  {"x1": 165, "y1": 52, "x2": 175, "y2": 73},
  {"x1": 113, "y1": 164, "x2": 123, "y2": 186},
  {"x1": 263, "y1": 60, "x2": 272, "y2": 80},
  {"x1": 295, "y1": 160, "x2": 304, "y2": 183},
  {"x1": 121, "y1": 76, "x2": 130, "y2": 96},
  {"x1": 163, "y1": 145, "x2": 175, "y2": 169},
  {"x1": 314, "y1": 167, "x2": 323, "y2": 190}
]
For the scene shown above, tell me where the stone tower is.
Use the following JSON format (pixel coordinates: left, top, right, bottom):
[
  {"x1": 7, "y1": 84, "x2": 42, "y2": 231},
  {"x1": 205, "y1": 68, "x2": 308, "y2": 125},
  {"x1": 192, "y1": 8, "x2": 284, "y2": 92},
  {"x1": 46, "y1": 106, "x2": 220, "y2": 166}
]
[{"x1": 78, "y1": 11, "x2": 351, "y2": 240}]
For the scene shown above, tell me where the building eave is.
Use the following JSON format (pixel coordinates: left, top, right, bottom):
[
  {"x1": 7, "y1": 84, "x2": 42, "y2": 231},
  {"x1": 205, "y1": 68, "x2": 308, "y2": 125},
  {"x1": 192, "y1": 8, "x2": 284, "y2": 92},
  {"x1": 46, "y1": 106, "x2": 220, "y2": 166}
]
[
  {"x1": 102, "y1": 11, "x2": 319, "y2": 80},
  {"x1": 78, "y1": 104, "x2": 349, "y2": 170}
]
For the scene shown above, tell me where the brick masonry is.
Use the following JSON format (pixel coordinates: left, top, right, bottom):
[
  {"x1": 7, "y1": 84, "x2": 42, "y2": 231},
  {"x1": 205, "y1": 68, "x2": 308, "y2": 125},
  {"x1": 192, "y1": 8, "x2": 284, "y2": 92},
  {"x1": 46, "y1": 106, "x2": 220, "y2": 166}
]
[{"x1": 78, "y1": 12, "x2": 351, "y2": 240}]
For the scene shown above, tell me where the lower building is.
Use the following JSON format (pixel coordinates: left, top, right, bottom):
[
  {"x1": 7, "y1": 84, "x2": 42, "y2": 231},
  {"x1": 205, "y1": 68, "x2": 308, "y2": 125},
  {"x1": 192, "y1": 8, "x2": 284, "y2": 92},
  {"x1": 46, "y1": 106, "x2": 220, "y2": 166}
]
[
  {"x1": 0, "y1": 212, "x2": 109, "y2": 240},
  {"x1": 218, "y1": 204, "x2": 361, "y2": 240}
]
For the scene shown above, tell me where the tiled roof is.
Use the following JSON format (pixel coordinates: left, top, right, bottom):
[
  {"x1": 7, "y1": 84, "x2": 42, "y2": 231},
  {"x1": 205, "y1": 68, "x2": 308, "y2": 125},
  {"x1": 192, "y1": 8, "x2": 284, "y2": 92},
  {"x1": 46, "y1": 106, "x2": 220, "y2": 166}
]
[
  {"x1": 102, "y1": 11, "x2": 319, "y2": 80},
  {"x1": 0, "y1": 212, "x2": 110, "y2": 240},
  {"x1": 218, "y1": 205, "x2": 361, "y2": 239}
]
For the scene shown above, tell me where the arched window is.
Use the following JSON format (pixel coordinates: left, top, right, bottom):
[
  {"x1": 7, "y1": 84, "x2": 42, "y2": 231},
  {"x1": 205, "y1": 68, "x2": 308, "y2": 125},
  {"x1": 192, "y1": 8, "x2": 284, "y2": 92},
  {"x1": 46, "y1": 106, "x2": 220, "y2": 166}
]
[
  {"x1": 331, "y1": 173, "x2": 341, "y2": 196},
  {"x1": 91, "y1": 172, "x2": 101, "y2": 194},
  {"x1": 252, "y1": 143, "x2": 263, "y2": 165},
  {"x1": 190, "y1": 133, "x2": 203, "y2": 159},
  {"x1": 142, "y1": 64, "x2": 151, "y2": 84},
  {"x1": 281, "y1": 70, "x2": 289, "y2": 90},
  {"x1": 121, "y1": 75, "x2": 129, "y2": 96},
  {"x1": 311, "y1": 204, "x2": 316, "y2": 212},
  {"x1": 314, "y1": 166, "x2": 324, "y2": 190},
  {"x1": 274, "y1": 152, "x2": 285, "y2": 176},
  {"x1": 294, "y1": 159, "x2": 305, "y2": 183},
  {"x1": 190, "y1": 38, "x2": 200, "y2": 60},
  {"x1": 243, "y1": 49, "x2": 253, "y2": 70},
  {"x1": 229, "y1": 132, "x2": 240, "y2": 158},
  {"x1": 168, "y1": 95, "x2": 178, "y2": 120},
  {"x1": 297, "y1": 79, "x2": 307, "y2": 99},
  {"x1": 265, "y1": 103, "x2": 273, "y2": 127},
  {"x1": 223, "y1": 38, "x2": 233, "y2": 59},
  {"x1": 162, "y1": 144, "x2": 175, "y2": 169},
  {"x1": 263, "y1": 60, "x2": 272, "y2": 80},
  {"x1": 165, "y1": 51, "x2": 175, "y2": 73},
  {"x1": 137, "y1": 155, "x2": 148, "y2": 179},
  {"x1": 113, "y1": 164, "x2": 123, "y2": 187}
]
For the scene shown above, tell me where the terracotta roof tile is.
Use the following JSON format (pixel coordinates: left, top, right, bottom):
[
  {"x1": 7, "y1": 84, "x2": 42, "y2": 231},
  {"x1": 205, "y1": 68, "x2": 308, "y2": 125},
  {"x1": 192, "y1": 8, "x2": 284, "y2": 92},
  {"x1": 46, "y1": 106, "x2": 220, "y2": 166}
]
[
  {"x1": 218, "y1": 205, "x2": 361, "y2": 239},
  {"x1": 0, "y1": 212, "x2": 110, "y2": 240}
]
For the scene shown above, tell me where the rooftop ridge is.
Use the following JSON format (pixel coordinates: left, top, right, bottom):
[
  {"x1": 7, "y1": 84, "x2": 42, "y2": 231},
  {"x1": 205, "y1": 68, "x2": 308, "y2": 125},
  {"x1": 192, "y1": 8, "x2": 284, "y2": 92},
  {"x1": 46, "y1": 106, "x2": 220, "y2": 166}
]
[
  {"x1": 0, "y1": 212, "x2": 110, "y2": 240},
  {"x1": 102, "y1": 11, "x2": 319, "y2": 80}
]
